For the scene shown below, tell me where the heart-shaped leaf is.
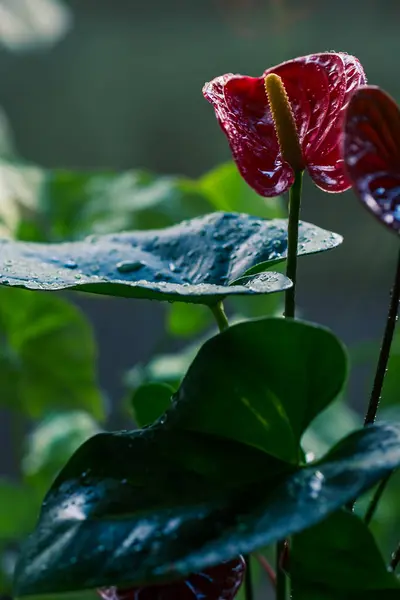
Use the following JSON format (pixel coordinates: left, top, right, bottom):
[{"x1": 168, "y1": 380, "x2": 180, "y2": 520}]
[
  {"x1": 14, "y1": 422, "x2": 400, "y2": 596},
  {"x1": 168, "y1": 318, "x2": 347, "y2": 463},
  {"x1": 291, "y1": 510, "x2": 400, "y2": 599},
  {"x1": 0, "y1": 213, "x2": 341, "y2": 304}
]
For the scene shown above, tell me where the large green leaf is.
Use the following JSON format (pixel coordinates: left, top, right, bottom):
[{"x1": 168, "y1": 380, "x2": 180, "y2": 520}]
[
  {"x1": 291, "y1": 510, "x2": 400, "y2": 599},
  {"x1": 169, "y1": 318, "x2": 347, "y2": 463},
  {"x1": 0, "y1": 213, "x2": 342, "y2": 304},
  {"x1": 14, "y1": 422, "x2": 400, "y2": 596},
  {"x1": 0, "y1": 287, "x2": 103, "y2": 418}
]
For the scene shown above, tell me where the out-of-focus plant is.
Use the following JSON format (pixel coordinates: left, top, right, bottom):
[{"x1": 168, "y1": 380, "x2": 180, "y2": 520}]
[{"x1": 0, "y1": 0, "x2": 71, "y2": 52}]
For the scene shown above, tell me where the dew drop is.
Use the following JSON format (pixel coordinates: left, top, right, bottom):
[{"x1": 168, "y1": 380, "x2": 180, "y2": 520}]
[
  {"x1": 116, "y1": 260, "x2": 145, "y2": 274},
  {"x1": 64, "y1": 260, "x2": 78, "y2": 269}
]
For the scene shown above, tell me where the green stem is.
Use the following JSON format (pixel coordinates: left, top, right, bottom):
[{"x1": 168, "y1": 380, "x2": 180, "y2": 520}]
[
  {"x1": 210, "y1": 301, "x2": 229, "y2": 333},
  {"x1": 244, "y1": 554, "x2": 254, "y2": 600},
  {"x1": 275, "y1": 174, "x2": 303, "y2": 599},
  {"x1": 364, "y1": 245, "x2": 400, "y2": 425},
  {"x1": 276, "y1": 540, "x2": 287, "y2": 600},
  {"x1": 284, "y1": 170, "x2": 304, "y2": 319}
]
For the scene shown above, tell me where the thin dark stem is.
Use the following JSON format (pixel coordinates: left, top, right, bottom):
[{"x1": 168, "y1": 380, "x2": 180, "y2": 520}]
[
  {"x1": 364, "y1": 473, "x2": 392, "y2": 525},
  {"x1": 244, "y1": 554, "x2": 254, "y2": 600},
  {"x1": 277, "y1": 173, "x2": 303, "y2": 598},
  {"x1": 276, "y1": 540, "x2": 287, "y2": 600},
  {"x1": 284, "y1": 170, "x2": 304, "y2": 319},
  {"x1": 209, "y1": 301, "x2": 229, "y2": 333},
  {"x1": 364, "y1": 245, "x2": 400, "y2": 426},
  {"x1": 390, "y1": 542, "x2": 400, "y2": 571}
]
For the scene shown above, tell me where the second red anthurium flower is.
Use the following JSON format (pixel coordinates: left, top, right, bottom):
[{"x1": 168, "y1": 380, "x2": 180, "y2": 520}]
[{"x1": 203, "y1": 52, "x2": 366, "y2": 197}]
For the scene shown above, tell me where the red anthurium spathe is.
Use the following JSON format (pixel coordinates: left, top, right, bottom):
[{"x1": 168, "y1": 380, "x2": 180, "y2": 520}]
[
  {"x1": 98, "y1": 556, "x2": 245, "y2": 600},
  {"x1": 344, "y1": 85, "x2": 400, "y2": 232},
  {"x1": 203, "y1": 52, "x2": 366, "y2": 197}
]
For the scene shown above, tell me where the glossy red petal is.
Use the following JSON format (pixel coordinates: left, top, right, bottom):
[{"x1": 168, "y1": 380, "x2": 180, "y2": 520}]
[
  {"x1": 265, "y1": 54, "x2": 335, "y2": 154},
  {"x1": 203, "y1": 53, "x2": 366, "y2": 196},
  {"x1": 98, "y1": 556, "x2": 246, "y2": 600},
  {"x1": 204, "y1": 74, "x2": 294, "y2": 196},
  {"x1": 308, "y1": 144, "x2": 350, "y2": 193},
  {"x1": 307, "y1": 53, "x2": 366, "y2": 192},
  {"x1": 344, "y1": 85, "x2": 400, "y2": 231}
]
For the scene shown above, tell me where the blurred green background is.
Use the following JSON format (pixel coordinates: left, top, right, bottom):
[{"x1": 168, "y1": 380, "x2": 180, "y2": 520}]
[{"x1": 0, "y1": 0, "x2": 399, "y2": 598}]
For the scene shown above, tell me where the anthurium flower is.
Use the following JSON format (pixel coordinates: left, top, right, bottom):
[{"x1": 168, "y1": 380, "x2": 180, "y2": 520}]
[
  {"x1": 344, "y1": 85, "x2": 400, "y2": 231},
  {"x1": 98, "y1": 556, "x2": 245, "y2": 600},
  {"x1": 203, "y1": 52, "x2": 366, "y2": 197}
]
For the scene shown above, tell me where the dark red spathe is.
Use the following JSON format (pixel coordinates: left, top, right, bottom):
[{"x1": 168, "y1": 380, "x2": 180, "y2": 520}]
[
  {"x1": 98, "y1": 556, "x2": 245, "y2": 600},
  {"x1": 344, "y1": 85, "x2": 400, "y2": 232},
  {"x1": 203, "y1": 53, "x2": 366, "y2": 197}
]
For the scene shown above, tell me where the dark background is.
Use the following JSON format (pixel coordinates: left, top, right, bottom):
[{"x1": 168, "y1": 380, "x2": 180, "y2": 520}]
[{"x1": 0, "y1": 0, "x2": 399, "y2": 465}]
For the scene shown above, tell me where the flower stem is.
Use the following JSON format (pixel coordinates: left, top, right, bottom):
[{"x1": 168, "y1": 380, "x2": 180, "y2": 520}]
[
  {"x1": 390, "y1": 541, "x2": 400, "y2": 571},
  {"x1": 364, "y1": 245, "x2": 400, "y2": 426},
  {"x1": 244, "y1": 554, "x2": 254, "y2": 600},
  {"x1": 276, "y1": 540, "x2": 287, "y2": 600},
  {"x1": 275, "y1": 173, "x2": 303, "y2": 599},
  {"x1": 284, "y1": 170, "x2": 304, "y2": 319},
  {"x1": 210, "y1": 301, "x2": 229, "y2": 333}
]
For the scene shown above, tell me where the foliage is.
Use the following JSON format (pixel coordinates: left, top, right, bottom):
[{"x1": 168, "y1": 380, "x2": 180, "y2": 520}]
[{"x1": 0, "y1": 68, "x2": 400, "y2": 600}]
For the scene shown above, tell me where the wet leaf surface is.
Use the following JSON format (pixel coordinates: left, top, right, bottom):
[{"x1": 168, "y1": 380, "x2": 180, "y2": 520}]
[
  {"x1": 168, "y1": 318, "x2": 348, "y2": 463},
  {"x1": 0, "y1": 213, "x2": 341, "y2": 304},
  {"x1": 14, "y1": 422, "x2": 400, "y2": 595}
]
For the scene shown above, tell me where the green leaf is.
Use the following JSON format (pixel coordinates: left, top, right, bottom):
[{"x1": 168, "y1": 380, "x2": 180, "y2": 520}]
[
  {"x1": 170, "y1": 317, "x2": 347, "y2": 463},
  {"x1": 14, "y1": 422, "x2": 400, "y2": 596},
  {"x1": 0, "y1": 212, "x2": 342, "y2": 304},
  {"x1": 0, "y1": 481, "x2": 37, "y2": 541},
  {"x1": 0, "y1": 287, "x2": 103, "y2": 419},
  {"x1": 131, "y1": 383, "x2": 173, "y2": 427},
  {"x1": 22, "y1": 411, "x2": 101, "y2": 493},
  {"x1": 291, "y1": 510, "x2": 400, "y2": 599},
  {"x1": 197, "y1": 161, "x2": 285, "y2": 218},
  {"x1": 166, "y1": 303, "x2": 213, "y2": 338}
]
